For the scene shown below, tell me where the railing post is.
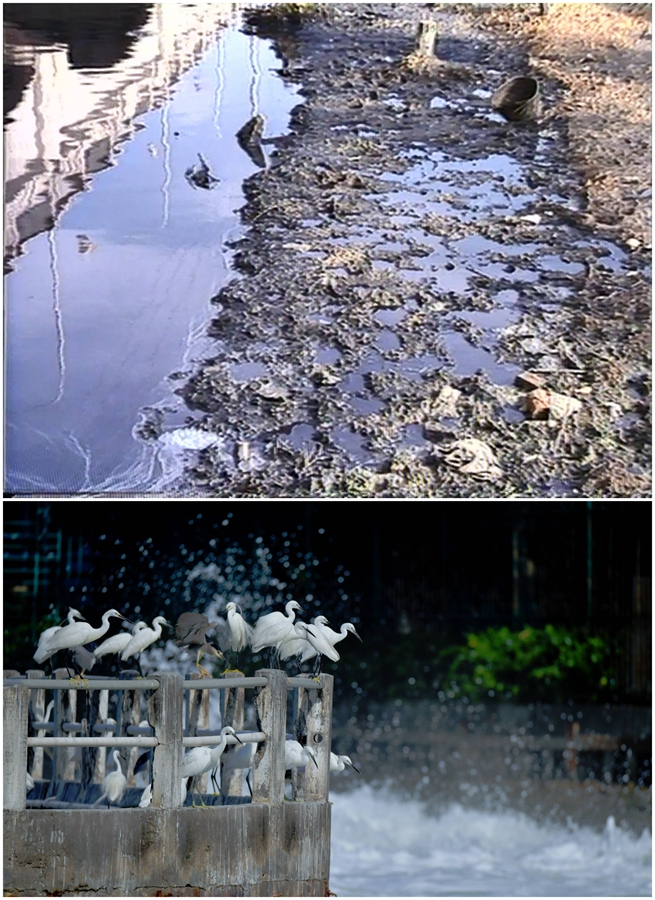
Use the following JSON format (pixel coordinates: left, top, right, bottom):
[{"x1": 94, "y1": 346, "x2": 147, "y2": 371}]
[
  {"x1": 4, "y1": 684, "x2": 29, "y2": 810},
  {"x1": 299, "y1": 674, "x2": 333, "y2": 801},
  {"x1": 222, "y1": 671, "x2": 245, "y2": 797},
  {"x1": 252, "y1": 669, "x2": 286, "y2": 804},
  {"x1": 188, "y1": 674, "x2": 211, "y2": 792},
  {"x1": 26, "y1": 669, "x2": 45, "y2": 781},
  {"x1": 147, "y1": 672, "x2": 183, "y2": 808}
]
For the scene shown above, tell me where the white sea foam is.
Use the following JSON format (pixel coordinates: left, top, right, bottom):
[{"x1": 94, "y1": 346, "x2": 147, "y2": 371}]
[{"x1": 330, "y1": 785, "x2": 652, "y2": 897}]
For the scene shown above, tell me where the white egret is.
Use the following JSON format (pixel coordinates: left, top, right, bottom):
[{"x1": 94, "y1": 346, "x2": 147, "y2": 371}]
[
  {"x1": 219, "y1": 737, "x2": 261, "y2": 796},
  {"x1": 93, "y1": 621, "x2": 147, "y2": 660},
  {"x1": 120, "y1": 616, "x2": 170, "y2": 671},
  {"x1": 181, "y1": 726, "x2": 242, "y2": 806},
  {"x1": 295, "y1": 621, "x2": 339, "y2": 666},
  {"x1": 251, "y1": 601, "x2": 303, "y2": 661},
  {"x1": 225, "y1": 602, "x2": 254, "y2": 670},
  {"x1": 284, "y1": 739, "x2": 319, "y2": 771},
  {"x1": 314, "y1": 619, "x2": 362, "y2": 653},
  {"x1": 33, "y1": 608, "x2": 86, "y2": 665},
  {"x1": 94, "y1": 752, "x2": 127, "y2": 807},
  {"x1": 330, "y1": 752, "x2": 360, "y2": 774},
  {"x1": 278, "y1": 621, "x2": 314, "y2": 663},
  {"x1": 45, "y1": 609, "x2": 130, "y2": 655}
]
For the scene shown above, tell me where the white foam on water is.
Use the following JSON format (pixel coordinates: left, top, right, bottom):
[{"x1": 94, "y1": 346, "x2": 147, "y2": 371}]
[{"x1": 329, "y1": 785, "x2": 652, "y2": 897}]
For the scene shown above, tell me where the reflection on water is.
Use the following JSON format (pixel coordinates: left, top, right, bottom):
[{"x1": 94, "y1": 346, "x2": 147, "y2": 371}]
[
  {"x1": 330, "y1": 785, "x2": 652, "y2": 897},
  {"x1": 4, "y1": 4, "x2": 300, "y2": 493}
]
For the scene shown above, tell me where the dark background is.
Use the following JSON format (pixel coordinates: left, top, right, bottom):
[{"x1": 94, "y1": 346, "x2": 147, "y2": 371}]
[{"x1": 4, "y1": 500, "x2": 651, "y2": 705}]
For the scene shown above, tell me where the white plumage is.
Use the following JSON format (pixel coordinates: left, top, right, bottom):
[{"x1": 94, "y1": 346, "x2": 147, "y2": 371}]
[
  {"x1": 295, "y1": 621, "x2": 340, "y2": 664},
  {"x1": 94, "y1": 752, "x2": 127, "y2": 807},
  {"x1": 181, "y1": 726, "x2": 241, "y2": 805},
  {"x1": 225, "y1": 602, "x2": 254, "y2": 652},
  {"x1": 251, "y1": 601, "x2": 302, "y2": 654},
  {"x1": 43, "y1": 609, "x2": 129, "y2": 656},
  {"x1": 94, "y1": 621, "x2": 147, "y2": 660},
  {"x1": 139, "y1": 782, "x2": 152, "y2": 808},
  {"x1": 284, "y1": 740, "x2": 318, "y2": 771},
  {"x1": 314, "y1": 619, "x2": 362, "y2": 653},
  {"x1": 120, "y1": 616, "x2": 169, "y2": 662},
  {"x1": 330, "y1": 752, "x2": 360, "y2": 774},
  {"x1": 278, "y1": 622, "x2": 313, "y2": 662},
  {"x1": 33, "y1": 608, "x2": 86, "y2": 664}
]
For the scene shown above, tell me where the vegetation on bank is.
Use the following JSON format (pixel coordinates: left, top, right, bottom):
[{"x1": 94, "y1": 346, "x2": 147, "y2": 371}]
[{"x1": 329, "y1": 624, "x2": 628, "y2": 706}]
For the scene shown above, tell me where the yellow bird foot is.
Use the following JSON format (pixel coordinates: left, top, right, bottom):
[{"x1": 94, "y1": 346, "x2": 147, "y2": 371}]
[
  {"x1": 221, "y1": 667, "x2": 244, "y2": 675},
  {"x1": 196, "y1": 666, "x2": 211, "y2": 678},
  {"x1": 69, "y1": 674, "x2": 90, "y2": 689}
]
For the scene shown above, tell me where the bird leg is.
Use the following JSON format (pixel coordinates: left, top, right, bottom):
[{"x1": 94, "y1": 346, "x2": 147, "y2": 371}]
[
  {"x1": 66, "y1": 650, "x2": 89, "y2": 688},
  {"x1": 245, "y1": 770, "x2": 253, "y2": 798}
]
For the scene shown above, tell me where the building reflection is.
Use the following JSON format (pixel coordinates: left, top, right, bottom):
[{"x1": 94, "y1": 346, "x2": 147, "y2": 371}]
[{"x1": 3, "y1": 3, "x2": 237, "y2": 269}]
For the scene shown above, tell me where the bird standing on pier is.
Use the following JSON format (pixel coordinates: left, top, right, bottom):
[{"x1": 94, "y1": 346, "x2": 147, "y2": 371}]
[
  {"x1": 284, "y1": 740, "x2": 318, "y2": 772},
  {"x1": 219, "y1": 737, "x2": 261, "y2": 797},
  {"x1": 120, "y1": 616, "x2": 170, "y2": 674},
  {"x1": 94, "y1": 752, "x2": 127, "y2": 808},
  {"x1": 174, "y1": 612, "x2": 225, "y2": 677},
  {"x1": 330, "y1": 752, "x2": 360, "y2": 774},
  {"x1": 181, "y1": 726, "x2": 242, "y2": 807},
  {"x1": 33, "y1": 608, "x2": 87, "y2": 665},
  {"x1": 251, "y1": 600, "x2": 303, "y2": 664}
]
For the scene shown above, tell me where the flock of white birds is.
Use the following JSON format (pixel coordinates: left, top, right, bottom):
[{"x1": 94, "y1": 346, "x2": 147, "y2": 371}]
[{"x1": 30, "y1": 599, "x2": 362, "y2": 808}]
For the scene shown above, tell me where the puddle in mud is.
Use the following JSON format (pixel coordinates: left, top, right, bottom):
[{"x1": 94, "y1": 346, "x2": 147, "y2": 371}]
[
  {"x1": 4, "y1": 8, "x2": 300, "y2": 493},
  {"x1": 230, "y1": 362, "x2": 269, "y2": 382}
]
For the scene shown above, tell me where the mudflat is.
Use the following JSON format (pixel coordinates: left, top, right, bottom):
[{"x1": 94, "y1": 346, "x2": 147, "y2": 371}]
[{"x1": 179, "y1": 3, "x2": 651, "y2": 498}]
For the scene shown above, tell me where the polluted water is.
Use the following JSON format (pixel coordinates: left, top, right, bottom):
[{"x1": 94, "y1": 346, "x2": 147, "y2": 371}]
[
  {"x1": 330, "y1": 784, "x2": 652, "y2": 897},
  {"x1": 4, "y1": 10, "x2": 300, "y2": 493}
]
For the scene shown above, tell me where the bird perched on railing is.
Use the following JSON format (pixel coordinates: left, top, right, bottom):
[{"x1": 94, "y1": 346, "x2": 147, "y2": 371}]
[
  {"x1": 120, "y1": 616, "x2": 170, "y2": 674},
  {"x1": 174, "y1": 612, "x2": 225, "y2": 677},
  {"x1": 33, "y1": 608, "x2": 87, "y2": 666},
  {"x1": 93, "y1": 621, "x2": 148, "y2": 668},
  {"x1": 37, "y1": 609, "x2": 130, "y2": 681},
  {"x1": 251, "y1": 601, "x2": 303, "y2": 664},
  {"x1": 224, "y1": 601, "x2": 254, "y2": 671},
  {"x1": 94, "y1": 751, "x2": 127, "y2": 808}
]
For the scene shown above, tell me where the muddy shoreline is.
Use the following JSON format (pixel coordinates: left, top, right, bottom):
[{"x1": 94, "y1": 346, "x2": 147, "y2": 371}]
[{"x1": 175, "y1": 4, "x2": 651, "y2": 497}]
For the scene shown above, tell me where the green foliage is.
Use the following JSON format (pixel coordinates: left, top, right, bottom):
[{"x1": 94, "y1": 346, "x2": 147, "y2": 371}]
[{"x1": 441, "y1": 624, "x2": 618, "y2": 703}]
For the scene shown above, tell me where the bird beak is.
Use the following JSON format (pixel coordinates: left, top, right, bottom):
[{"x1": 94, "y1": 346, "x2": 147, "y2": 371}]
[
  {"x1": 120, "y1": 615, "x2": 133, "y2": 625},
  {"x1": 310, "y1": 751, "x2": 319, "y2": 768},
  {"x1": 352, "y1": 628, "x2": 363, "y2": 642},
  {"x1": 349, "y1": 761, "x2": 361, "y2": 774},
  {"x1": 235, "y1": 734, "x2": 243, "y2": 745}
]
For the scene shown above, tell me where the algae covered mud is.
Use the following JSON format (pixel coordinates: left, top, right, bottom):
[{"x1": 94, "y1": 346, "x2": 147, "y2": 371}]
[{"x1": 4, "y1": 4, "x2": 651, "y2": 496}]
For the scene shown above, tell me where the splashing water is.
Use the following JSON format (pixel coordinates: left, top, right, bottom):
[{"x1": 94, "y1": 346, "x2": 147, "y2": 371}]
[{"x1": 330, "y1": 785, "x2": 652, "y2": 896}]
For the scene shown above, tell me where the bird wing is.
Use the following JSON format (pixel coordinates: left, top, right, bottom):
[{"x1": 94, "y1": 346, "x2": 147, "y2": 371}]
[{"x1": 175, "y1": 612, "x2": 222, "y2": 646}]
